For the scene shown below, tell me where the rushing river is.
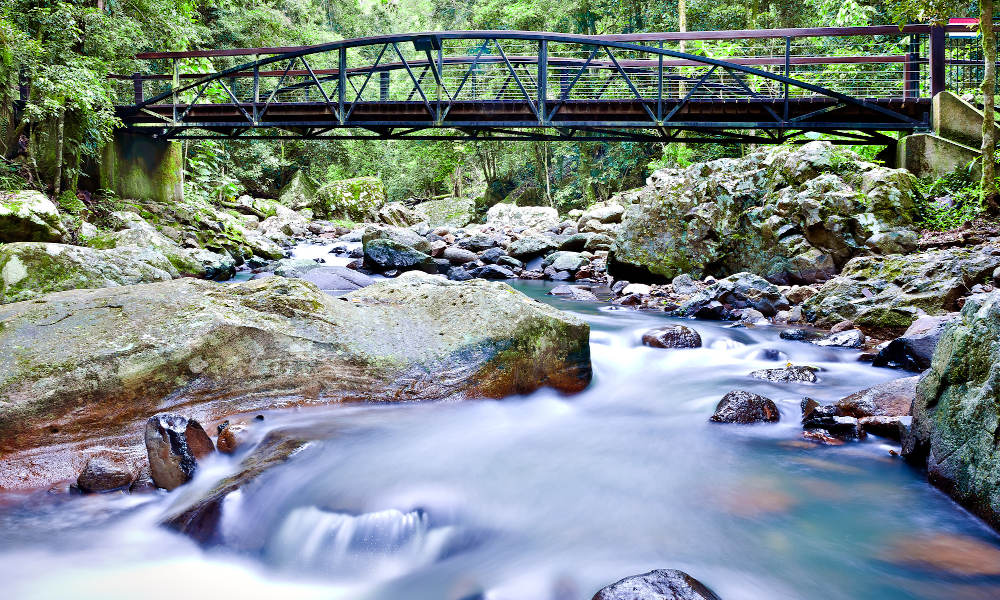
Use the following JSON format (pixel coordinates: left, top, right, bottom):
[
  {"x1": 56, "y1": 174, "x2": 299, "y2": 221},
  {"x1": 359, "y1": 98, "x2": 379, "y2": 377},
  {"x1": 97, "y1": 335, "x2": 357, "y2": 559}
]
[{"x1": 2, "y1": 272, "x2": 1000, "y2": 599}]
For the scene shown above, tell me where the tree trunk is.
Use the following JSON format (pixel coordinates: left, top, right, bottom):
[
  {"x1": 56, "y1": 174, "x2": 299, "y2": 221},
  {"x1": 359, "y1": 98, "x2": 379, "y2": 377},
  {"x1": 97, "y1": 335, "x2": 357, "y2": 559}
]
[
  {"x1": 53, "y1": 108, "x2": 65, "y2": 198},
  {"x1": 982, "y1": 1, "x2": 999, "y2": 214}
]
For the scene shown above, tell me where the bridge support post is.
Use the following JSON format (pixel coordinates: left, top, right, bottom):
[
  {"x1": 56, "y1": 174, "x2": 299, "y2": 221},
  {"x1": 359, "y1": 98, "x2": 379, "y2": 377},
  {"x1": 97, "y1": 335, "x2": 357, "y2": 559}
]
[
  {"x1": 930, "y1": 25, "x2": 946, "y2": 97},
  {"x1": 99, "y1": 131, "x2": 183, "y2": 203}
]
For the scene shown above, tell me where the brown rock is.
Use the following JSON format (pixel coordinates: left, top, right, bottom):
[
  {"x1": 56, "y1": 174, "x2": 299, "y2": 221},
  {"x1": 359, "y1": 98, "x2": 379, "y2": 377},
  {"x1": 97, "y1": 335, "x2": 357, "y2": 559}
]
[
  {"x1": 835, "y1": 376, "x2": 918, "y2": 418},
  {"x1": 710, "y1": 390, "x2": 780, "y2": 424},
  {"x1": 76, "y1": 456, "x2": 136, "y2": 493},
  {"x1": 830, "y1": 320, "x2": 855, "y2": 333},
  {"x1": 145, "y1": 414, "x2": 215, "y2": 491},
  {"x1": 641, "y1": 325, "x2": 702, "y2": 349},
  {"x1": 882, "y1": 534, "x2": 1000, "y2": 576}
]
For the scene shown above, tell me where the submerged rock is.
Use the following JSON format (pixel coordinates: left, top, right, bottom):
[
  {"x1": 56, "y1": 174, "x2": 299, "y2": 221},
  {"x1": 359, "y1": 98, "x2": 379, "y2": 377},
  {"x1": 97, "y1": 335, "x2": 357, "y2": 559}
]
[
  {"x1": 641, "y1": 325, "x2": 702, "y2": 349},
  {"x1": 750, "y1": 365, "x2": 818, "y2": 383},
  {"x1": 904, "y1": 291, "x2": 1000, "y2": 530},
  {"x1": 812, "y1": 328, "x2": 865, "y2": 348},
  {"x1": 0, "y1": 273, "x2": 591, "y2": 489},
  {"x1": 145, "y1": 414, "x2": 216, "y2": 491},
  {"x1": 710, "y1": 390, "x2": 780, "y2": 423},
  {"x1": 591, "y1": 569, "x2": 722, "y2": 600}
]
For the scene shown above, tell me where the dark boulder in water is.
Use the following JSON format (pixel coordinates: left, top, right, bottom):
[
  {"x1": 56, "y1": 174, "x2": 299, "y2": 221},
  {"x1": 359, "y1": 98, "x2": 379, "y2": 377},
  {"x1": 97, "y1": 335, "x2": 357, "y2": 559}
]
[
  {"x1": 591, "y1": 569, "x2": 723, "y2": 600},
  {"x1": 710, "y1": 390, "x2": 780, "y2": 424},
  {"x1": 641, "y1": 325, "x2": 702, "y2": 349},
  {"x1": 145, "y1": 413, "x2": 216, "y2": 491}
]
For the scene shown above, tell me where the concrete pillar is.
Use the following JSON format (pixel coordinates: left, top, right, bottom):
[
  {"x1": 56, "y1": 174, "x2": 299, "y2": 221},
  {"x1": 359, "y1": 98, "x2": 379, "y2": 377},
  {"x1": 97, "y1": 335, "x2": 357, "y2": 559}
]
[{"x1": 99, "y1": 131, "x2": 183, "y2": 203}]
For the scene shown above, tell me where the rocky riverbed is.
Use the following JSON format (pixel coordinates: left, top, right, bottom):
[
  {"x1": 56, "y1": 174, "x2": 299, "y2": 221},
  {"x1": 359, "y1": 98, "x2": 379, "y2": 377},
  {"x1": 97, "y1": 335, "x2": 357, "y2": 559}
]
[{"x1": 4, "y1": 141, "x2": 1000, "y2": 599}]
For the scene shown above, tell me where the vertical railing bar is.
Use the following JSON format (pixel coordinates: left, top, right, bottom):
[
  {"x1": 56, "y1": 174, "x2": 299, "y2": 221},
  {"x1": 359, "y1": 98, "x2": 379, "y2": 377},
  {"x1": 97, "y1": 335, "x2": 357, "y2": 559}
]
[
  {"x1": 171, "y1": 58, "x2": 179, "y2": 124},
  {"x1": 657, "y1": 41, "x2": 663, "y2": 121},
  {"x1": 538, "y1": 40, "x2": 548, "y2": 125},
  {"x1": 252, "y1": 56, "x2": 260, "y2": 123},
  {"x1": 339, "y1": 47, "x2": 347, "y2": 124},
  {"x1": 784, "y1": 36, "x2": 791, "y2": 121}
]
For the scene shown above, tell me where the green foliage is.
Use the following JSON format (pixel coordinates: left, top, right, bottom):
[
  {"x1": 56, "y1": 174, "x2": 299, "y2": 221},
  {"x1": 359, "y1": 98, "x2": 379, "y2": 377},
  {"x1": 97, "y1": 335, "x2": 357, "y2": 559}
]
[
  {"x1": 185, "y1": 140, "x2": 242, "y2": 203},
  {"x1": 56, "y1": 190, "x2": 85, "y2": 215},
  {"x1": 914, "y1": 166, "x2": 987, "y2": 230}
]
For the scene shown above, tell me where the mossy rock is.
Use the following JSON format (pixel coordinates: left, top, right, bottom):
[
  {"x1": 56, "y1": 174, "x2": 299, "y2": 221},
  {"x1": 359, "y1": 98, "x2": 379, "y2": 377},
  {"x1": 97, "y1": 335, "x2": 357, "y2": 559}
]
[
  {"x1": 0, "y1": 191, "x2": 67, "y2": 243},
  {"x1": 316, "y1": 176, "x2": 387, "y2": 221}
]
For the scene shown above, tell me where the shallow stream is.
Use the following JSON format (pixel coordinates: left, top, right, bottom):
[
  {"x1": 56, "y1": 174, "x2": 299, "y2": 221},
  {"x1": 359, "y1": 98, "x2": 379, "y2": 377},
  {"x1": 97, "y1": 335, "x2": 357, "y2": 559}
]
[{"x1": 2, "y1": 275, "x2": 999, "y2": 600}]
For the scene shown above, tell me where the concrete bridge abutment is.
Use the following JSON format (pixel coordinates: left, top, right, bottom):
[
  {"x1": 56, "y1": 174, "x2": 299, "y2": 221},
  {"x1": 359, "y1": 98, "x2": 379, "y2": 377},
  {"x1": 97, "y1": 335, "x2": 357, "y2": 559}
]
[
  {"x1": 99, "y1": 131, "x2": 183, "y2": 203},
  {"x1": 897, "y1": 91, "x2": 994, "y2": 179}
]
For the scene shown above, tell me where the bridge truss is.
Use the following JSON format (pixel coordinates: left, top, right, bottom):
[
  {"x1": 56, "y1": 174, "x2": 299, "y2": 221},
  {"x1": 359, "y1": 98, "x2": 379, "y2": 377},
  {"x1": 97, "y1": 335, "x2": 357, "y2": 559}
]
[{"x1": 104, "y1": 24, "x2": 985, "y2": 144}]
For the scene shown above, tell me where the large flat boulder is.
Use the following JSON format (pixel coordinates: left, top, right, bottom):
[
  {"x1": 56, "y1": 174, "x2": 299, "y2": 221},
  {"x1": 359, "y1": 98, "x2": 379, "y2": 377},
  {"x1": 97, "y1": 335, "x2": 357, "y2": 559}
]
[
  {"x1": 0, "y1": 190, "x2": 66, "y2": 243},
  {"x1": 0, "y1": 273, "x2": 591, "y2": 489},
  {"x1": 609, "y1": 142, "x2": 919, "y2": 283},
  {"x1": 802, "y1": 244, "x2": 1000, "y2": 330},
  {"x1": 0, "y1": 242, "x2": 177, "y2": 304},
  {"x1": 904, "y1": 291, "x2": 1000, "y2": 530}
]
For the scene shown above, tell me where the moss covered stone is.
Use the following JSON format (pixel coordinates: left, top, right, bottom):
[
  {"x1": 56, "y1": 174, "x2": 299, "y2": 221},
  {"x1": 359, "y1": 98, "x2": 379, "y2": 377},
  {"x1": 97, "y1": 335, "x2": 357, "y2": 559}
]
[
  {"x1": 316, "y1": 176, "x2": 387, "y2": 221},
  {"x1": 904, "y1": 291, "x2": 1000, "y2": 531},
  {"x1": 610, "y1": 142, "x2": 920, "y2": 284},
  {"x1": 0, "y1": 191, "x2": 67, "y2": 243},
  {"x1": 802, "y1": 244, "x2": 1000, "y2": 329},
  {"x1": 413, "y1": 197, "x2": 476, "y2": 228},
  {"x1": 0, "y1": 273, "x2": 591, "y2": 489}
]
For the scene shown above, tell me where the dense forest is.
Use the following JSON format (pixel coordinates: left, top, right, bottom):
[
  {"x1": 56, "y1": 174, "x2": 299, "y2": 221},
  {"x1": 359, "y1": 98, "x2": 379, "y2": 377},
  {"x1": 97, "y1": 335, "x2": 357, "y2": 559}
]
[{"x1": 0, "y1": 0, "x2": 983, "y2": 216}]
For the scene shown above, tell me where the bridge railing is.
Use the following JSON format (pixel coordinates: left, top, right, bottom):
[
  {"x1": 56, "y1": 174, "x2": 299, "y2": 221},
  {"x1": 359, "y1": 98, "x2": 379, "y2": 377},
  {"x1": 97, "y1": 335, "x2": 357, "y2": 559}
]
[{"x1": 102, "y1": 24, "x2": 994, "y2": 140}]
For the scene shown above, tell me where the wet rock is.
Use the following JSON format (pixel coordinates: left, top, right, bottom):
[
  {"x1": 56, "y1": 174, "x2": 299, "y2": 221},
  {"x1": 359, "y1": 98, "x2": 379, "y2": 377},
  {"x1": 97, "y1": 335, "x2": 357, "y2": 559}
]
[
  {"x1": 362, "y1": 225, "x2": 431, "y2": 253},
  {"x1": 298, "y1": 266, "x2": 374, "y2": 292},
  {"x1": 592, "y1": 569, "x2": 722, "y2": 600},
  {"x1": 904, "y1": 291, "x2": 1000, "y2": 529},
  {"x1": 145, "y1": 414, "x2": 216, "y2": 491},
  {"x1": 622, "y1": 283, "x2": 652, "y2": 296},
  {"x1": 363, "y1": 239, "x2": 436, "y2": 273},
  {"x1": 710, "y1": 390, "x2": 780, "y2": 423},
  {"x1": 474, "y1": 264, "x2": 516, "y2": 279},
  {"x1": 0, "y1": 274, "x2": 591, "y2": 489},
  {"x1": 835, "y1": 376, "x2": 918, "y2": 418},
  {"x1": 778, "y1": 328, "x2": 823, "y2": 342},
  {"x1": 859, "y1": 416, "x2": 910, "y2": 441},
  {"x1": 446, "y1": 266, "x2": 473, "y2": 281},
  {"x1": 750, "y1": 365, "x2": 818, "y2": 383},
  {"x1": 76, "y1": 456, "x2": 136, "y2": 493},
  {"x1": 479, "y1": 247, "x2": 506, "y2": 264},
  {"x1": 458, "y1": 232, "x2": 502, "y2": 251},
  {"x1": 801, "y1": 399, "x2": 865, "y2": 439},
  {"x1": 679, "y1": 272, "x2": 789, "y2": 318},
  {"x1": 812, "y1": 328, "x2": 865, "y2": 348},
  {"x1": 872, "y1": 314, "x2": 957, "y2": 371},
  {"x1": 549, "y1": 285, "x2": 599, "y2": 302},
  {"x1": 641, "y1": 325, "x2": 702, "y2": 349},
  {"x1": 315, "y1": 176, "x2": 386, "y2": 221},
  {"x1": 560, "y1": 232, "x2": 592, "y2": 252},
  {"x1": 0, "y1": 190, "x2": 67, "y2": 243}
]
